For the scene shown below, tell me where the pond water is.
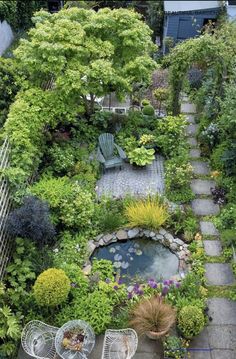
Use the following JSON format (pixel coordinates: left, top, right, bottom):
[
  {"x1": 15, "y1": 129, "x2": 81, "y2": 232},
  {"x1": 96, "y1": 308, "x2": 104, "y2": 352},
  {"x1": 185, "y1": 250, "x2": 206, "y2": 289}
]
[{"x1": 92, "y1": 238, "x2": 179, "y2": 281}]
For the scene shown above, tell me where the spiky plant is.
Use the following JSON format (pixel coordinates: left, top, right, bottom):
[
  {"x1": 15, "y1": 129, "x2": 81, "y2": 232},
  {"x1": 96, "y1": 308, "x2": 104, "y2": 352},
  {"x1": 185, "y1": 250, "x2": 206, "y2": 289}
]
[{"x1": 129, "y1": 295, "x2": 176, "y2": 337}]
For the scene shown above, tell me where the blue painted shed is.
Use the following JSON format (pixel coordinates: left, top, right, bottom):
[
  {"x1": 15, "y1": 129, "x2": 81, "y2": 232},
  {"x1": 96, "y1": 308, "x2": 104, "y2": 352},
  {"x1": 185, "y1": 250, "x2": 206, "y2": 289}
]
[{"x1": 163, "y1": 2, "x2": 221, "y2": 53}]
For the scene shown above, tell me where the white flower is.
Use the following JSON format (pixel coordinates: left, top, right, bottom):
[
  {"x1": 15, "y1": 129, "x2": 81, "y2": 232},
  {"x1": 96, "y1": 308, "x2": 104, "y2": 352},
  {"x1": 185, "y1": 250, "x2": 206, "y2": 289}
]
[
  {"x1": 53, "y1": 248, "x2": 59, "y2": 253},
  {"x1": 75, "y1": 244, "x2": 80, "y2": 252}
]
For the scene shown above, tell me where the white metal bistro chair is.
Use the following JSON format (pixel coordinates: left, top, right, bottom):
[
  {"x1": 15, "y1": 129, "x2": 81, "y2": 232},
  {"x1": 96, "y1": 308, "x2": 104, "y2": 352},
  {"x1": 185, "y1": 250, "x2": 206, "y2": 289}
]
[
  {"x1": 21, "y1": 320, "x2": 59, "y2": 359},
  {"x1": 101, "y1": 329, "x2": 138, "y2": 359}
]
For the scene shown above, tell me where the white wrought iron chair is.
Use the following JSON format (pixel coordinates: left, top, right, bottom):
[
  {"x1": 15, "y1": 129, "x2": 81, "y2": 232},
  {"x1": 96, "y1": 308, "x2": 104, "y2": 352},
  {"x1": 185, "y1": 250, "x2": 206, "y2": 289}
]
[
  {"x1": 101, "y1": 329, "x2": 138, "y2": 359},
  {"x1": 21, "y1": 320, "x2": 59, "y2": 359}
]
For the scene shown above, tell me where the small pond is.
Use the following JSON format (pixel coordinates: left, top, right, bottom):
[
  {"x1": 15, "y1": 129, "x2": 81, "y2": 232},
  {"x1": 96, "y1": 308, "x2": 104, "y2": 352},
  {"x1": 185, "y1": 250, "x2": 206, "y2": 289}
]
[{"x1": 92, "y1": 238, "x2": 179, "y2": 281}]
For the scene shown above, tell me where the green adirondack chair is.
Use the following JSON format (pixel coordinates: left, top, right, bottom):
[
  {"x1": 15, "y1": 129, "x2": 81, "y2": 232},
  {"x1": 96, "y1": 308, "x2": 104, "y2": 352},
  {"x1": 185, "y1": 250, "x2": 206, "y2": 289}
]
[{"x1": 97, "y1": 133, "x2": 126, "y2": 171}]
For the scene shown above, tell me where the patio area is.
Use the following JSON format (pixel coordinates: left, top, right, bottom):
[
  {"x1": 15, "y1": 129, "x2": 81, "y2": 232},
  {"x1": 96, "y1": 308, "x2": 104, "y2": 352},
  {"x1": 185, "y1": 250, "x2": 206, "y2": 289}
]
[{"x1": 96, "y1": 155, "x2": 165, "y2": 199}]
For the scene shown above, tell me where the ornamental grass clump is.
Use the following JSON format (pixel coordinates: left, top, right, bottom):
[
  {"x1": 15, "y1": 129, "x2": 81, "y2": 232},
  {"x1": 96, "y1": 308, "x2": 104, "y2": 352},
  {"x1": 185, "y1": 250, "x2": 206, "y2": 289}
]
[
  {"x1": 129, "y1": 295, "x2": 176, "y2": 338},
  {"x1": 125, "y1": 197, "x2": 169, "y2": 230},
  {"x1": 33, "y1": 268, "x2": 70, "y2": 307}
]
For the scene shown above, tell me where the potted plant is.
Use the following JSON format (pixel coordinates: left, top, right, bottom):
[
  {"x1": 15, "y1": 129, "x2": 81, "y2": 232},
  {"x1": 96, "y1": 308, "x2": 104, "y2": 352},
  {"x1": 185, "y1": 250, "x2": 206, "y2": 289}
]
[
  {"x1": 163, "y1": 335, "x2": 189, "y2": 359},
  {"x1": 129, "y1": 295, "x2": 176, "y2": 340},
  {"x1": 128, "y1": 146, "x2": 155, "y2": 167}
]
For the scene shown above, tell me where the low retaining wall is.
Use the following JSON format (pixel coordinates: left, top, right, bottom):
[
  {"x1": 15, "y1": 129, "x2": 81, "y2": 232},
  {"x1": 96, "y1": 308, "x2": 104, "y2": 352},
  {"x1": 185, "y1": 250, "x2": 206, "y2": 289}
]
[{"x1": 83, "y1": 227, "x2": 191, "y2": 280}]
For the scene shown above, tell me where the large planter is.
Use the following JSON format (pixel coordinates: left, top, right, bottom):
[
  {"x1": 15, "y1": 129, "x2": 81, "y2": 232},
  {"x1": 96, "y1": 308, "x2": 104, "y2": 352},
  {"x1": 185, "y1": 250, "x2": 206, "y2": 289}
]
[{"x1": 146, "y1": 330, "x2": 168, "y2": 340}]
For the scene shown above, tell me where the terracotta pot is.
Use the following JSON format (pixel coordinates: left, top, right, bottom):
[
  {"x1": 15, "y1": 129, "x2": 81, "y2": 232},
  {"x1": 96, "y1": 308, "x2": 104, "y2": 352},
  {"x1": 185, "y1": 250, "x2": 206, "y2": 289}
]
[{"x1": 146, "y1": 330, "x2": 168, "y2": 340}]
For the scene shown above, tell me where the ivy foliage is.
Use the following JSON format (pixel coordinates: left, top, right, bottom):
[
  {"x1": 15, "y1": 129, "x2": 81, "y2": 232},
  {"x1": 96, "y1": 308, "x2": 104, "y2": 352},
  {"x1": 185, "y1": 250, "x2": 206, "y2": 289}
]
[
  {"x1": 14, "y1": 7, "x2": 157, "y2": 115},
  {"x1": 0, "y1": 58, "x2": 19, "y2": 127}
]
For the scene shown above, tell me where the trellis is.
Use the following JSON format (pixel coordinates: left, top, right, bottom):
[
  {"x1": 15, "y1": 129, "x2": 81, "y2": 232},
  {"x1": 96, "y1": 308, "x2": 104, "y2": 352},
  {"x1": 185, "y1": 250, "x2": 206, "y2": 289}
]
[{"x1": 0, "y1": 138, "x2": 12, "y2": 279}]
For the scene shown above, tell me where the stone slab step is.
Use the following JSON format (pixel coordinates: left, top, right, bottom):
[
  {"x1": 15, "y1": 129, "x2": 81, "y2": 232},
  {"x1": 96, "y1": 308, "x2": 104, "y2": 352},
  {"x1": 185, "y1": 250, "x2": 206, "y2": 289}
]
[
  {"x1": 203, "y1": 240, "x2": 222, "y2": 256},
  {"x1": 190, "y1": 179, "x2": 215, "y2": 195},
  {"x1": 185, "y1": 114, "x2": 196, "y2": 123},
  {"x1": 191, "y1": 199, "x2": 220, "y2": 216},
  {"x1": 200, "y1": 221, "x2": 219, "y2": 236},
  {"x1": 208, "y1": 298, "x2": 236, "y2": 325},
  {"x1": 186, "y1": 123, "x2": 199, "y2": 135},
  {"x1": 187, "y1": 137, "x2": 198, "y2": 147},
  {"x1": 181, "y1": 102, "x2": 197, "y2": 113},
  {"x1": 191, "y1": 161, "x2": 210, "y2": 175},
  {"x1": 205, "y1": 263, "x2": 235, "y2": 285},
  {"x1": 190, "y1": 148, "x2": 201, "y2": 158}
]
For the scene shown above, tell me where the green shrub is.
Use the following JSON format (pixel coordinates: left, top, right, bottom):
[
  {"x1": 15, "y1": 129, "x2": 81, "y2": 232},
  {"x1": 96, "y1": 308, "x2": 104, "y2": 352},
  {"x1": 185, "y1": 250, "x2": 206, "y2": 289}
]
[
  {"x1": 33, "y1": 268, "x2": 71, "y2": 307},
  {"x1": 53, "y1": 231, "x2": 88, "y2": 268},
  {"x1": 210, "y1": 141, "x2": 229, "y2": 172},
  {"x1": 155, "y1": 115, "x2": 187, "y2": 157},
  {"x1": 30, "y1": 176, "x2": 95, "y2": 229},
  {"x1": 128, "y1": 146, "x2": 155, "y2": 166},
  {"x1": 214, "y1": 204, "x2": 236, "y2": 231},
  {"x1": 125, "y1": 196, "x2": 169, "y2": 230},
  {"x1": 91, "y1": 259, "x2": 114, "y2": 281},
  {"x1": 178, "y1": 305, "x2": 205, "y2": 339},
  {"x1": 141, "y1": 99, "x2": 150, "y2": 106},
  {"x1": 99, "y1": 212, "x2": 124, "y2": 232},
  {"x1": 221, "y1": 229, "x2": 236, "y2": 248},
  {"x1": 56, "y1": 289, "x2": 114, "y2": 334},
  {"x1": 142, "y1": 104, "x2": 155, "y2": 116}
]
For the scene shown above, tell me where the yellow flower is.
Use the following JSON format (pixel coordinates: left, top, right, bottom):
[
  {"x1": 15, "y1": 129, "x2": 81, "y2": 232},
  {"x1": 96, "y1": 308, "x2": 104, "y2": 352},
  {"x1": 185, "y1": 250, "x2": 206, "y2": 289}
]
[
  {"x1": 211, "y1": 170, "x2": 220, "y2": 178},
  {"x1": 195, "y1": 232, "x2": 202, "y2": 241}
]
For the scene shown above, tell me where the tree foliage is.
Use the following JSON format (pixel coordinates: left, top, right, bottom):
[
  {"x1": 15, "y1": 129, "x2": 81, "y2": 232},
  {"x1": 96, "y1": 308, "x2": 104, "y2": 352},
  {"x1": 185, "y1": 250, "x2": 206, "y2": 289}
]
[{"x1": 14, "y1": 7, "x2": 156, "y2": 116}]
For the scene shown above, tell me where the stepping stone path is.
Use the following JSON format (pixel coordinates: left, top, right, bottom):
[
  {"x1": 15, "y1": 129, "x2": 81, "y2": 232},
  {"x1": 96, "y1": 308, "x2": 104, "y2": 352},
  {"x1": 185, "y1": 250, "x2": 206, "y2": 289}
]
[
  {"x1": 190, "y1": 179, "x2": 215, "y2": 195},
  {"x1": 191, "y1": 160, "x2": 210, "y2": 175},
  {"x1": 181, "y1": 99, "x2": 236, "y2": 357}
]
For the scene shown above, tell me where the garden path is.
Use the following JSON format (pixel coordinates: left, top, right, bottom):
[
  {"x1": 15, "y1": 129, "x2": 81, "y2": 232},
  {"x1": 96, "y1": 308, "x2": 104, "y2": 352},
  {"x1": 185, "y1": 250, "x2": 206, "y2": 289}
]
[
  {"x1": 96, "y1": 155, "x2": 165, "y2": 198},
  {"x1": 181, "y1": 99, "x2": 236, "y2": 359}
]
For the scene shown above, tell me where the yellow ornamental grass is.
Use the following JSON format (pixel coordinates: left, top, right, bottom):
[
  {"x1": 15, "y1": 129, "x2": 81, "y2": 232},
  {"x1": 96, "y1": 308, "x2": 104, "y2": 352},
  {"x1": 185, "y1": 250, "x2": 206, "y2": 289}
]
[{"x1": 125, "y1": 197, "x2": 169, "y2": 230}]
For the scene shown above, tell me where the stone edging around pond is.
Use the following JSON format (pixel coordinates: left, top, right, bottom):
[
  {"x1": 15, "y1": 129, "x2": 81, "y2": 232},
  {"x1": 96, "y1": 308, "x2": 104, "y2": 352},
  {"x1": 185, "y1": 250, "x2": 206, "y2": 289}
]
[{"x1": 83, "y1": 227, "x2": 191, "y2": 281}]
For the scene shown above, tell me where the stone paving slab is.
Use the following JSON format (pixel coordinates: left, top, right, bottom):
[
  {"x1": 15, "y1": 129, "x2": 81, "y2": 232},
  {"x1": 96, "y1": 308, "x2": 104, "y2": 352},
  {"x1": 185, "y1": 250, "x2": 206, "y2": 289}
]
[
  {"x1": 187, "y1": 137, "x2": 198, "y2": 147},
  {"x1": 200, "y1": 221, "x2": 219, "y2": 236},
  {"x1": 205, "y1": 263, "x2": 235, "y2": 285},
  {"x1": 211, "y1": 349, "x2": 235, "y2": 359},
  {"x1": 190, "y1": 148, "x2": 201, "y2": 158},
  {"x1": 208, "y1": 325, "x2": 236, "y2": 350},
  {"x1": 208, "y1": 298, "x2": 236, "y2": 325},
  {"x1": 96, "y1": 155, "x2": 165, "y2": 199},
  {"x1": 189, "y1": 327, "x2": 212, "y2": 359},
  {"x1": 185, "y1": 114, "x2": 196, "y2": 123},
  {"x1": 190, "y1": 179, "x2": 215, "y2": 195},
  {"x1": 186, "y1": 123, "x2": 198, "y2": 135},
  {"x1": 191, "y1": 161, "x2": 210, "y2": 175},
  {"x1": 191, "y1": 199, "x2": 220, "y2": 216},
  {"x1": 203, "y1": 240, "x2": 222, "y2": 256},
  {"x1": 181, "y1": 102, "x2": 197, "y2": 113}
]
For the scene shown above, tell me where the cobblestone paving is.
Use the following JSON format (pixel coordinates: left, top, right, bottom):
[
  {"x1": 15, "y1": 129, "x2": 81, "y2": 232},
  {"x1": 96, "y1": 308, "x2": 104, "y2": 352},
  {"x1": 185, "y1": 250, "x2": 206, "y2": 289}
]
[{"x1": 96, "y1": 155, "x2": 165, "y2": 198}]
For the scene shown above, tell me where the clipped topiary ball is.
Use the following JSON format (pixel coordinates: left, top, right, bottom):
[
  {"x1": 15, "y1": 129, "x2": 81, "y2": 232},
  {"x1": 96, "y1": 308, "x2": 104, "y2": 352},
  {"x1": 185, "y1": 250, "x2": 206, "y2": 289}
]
[
  {"x1": 141, "y1": 98, "x2": 150, "y2": 106},
  {"x1": 178, "y1": 305, "x2": 205, "y2": 339},
  {"x1": 142, "y1": 104, "x2": 155, "y2": 116},
  {"x1": 33, "y1": 268, "x2": 71, "y2": 306}
]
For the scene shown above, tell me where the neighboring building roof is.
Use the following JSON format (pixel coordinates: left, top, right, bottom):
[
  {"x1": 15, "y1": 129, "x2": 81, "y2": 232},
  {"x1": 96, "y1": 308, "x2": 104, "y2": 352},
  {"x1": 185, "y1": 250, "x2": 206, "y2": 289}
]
[{"x1": 164, "y1": 1, "x2": 221, "y2": 13}]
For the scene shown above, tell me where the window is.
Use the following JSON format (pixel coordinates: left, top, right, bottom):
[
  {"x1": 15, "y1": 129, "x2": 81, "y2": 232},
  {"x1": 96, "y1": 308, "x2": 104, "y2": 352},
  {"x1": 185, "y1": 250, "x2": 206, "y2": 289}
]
[{"x1": 228, "y1": 1, "x2": 236, "y2": 5}]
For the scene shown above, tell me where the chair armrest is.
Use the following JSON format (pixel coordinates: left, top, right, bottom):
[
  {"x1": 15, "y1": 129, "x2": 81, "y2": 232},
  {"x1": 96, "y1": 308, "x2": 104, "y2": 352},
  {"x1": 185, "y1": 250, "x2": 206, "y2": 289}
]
[
  {"x1": 97, "y1": 147, "x2": 105, "y2": 163},
  {"x1": 114, "y1": 143, "x2": 126, "y2": 159}
]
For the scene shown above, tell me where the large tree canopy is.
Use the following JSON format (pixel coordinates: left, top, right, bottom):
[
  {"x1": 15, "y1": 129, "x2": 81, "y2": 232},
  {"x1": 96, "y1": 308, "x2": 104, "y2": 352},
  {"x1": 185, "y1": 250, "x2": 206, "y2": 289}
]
[{"x1": 14, "y1": 7, "x2": 157, "y2": 115}]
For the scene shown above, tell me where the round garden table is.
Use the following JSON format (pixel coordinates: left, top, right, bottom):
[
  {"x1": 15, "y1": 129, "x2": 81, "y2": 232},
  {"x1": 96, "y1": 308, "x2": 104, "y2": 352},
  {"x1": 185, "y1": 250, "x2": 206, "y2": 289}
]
[{"x1": 55, "y1": 320, "x2": 95, "y2": 359}]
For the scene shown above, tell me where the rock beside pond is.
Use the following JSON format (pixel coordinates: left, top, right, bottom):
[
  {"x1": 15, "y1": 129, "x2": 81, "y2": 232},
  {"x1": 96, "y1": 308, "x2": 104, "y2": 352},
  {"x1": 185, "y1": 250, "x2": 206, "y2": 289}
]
[
  {"x1": 83, "y1": 264, "x2": 92, "y2": 276},
  {"x1": 103, "y1": 234, "x2": 113, "y2": 243},
  {"x1": 128, "y1": 228, "x2": 140, "y2": 238},
  {"x1": 116, "y1": 229, "x2": 128, "y2": 240}
]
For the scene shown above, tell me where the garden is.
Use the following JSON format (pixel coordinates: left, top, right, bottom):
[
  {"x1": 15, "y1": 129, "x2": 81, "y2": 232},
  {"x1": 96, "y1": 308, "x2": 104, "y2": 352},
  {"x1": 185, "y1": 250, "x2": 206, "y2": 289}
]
[{"x1": 0, "y1": 3, "x2": 236, "y2": 359}]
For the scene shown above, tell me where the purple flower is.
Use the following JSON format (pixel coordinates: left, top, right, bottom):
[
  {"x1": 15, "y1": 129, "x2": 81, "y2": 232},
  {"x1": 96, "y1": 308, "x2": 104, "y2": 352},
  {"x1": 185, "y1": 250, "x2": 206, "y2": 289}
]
[
  {"x1": 105, "y1": 278, "x2": 111, "y2": 283},
  {"x1": 163, "y1": 280, "x2": 170, "y2": 286},
  {"x1": 113, "y1": 285, "x2": 119, "y2": 290},
  {"x1": 161, "y1": 286, "x2": 169, "y2": 296},
  {"x1": 137, "y1": 290, "x2": 144, "y2": 296},
  {"x1": 169, "y1": 280, "x2": 173, "y2": 285},
  {"x1": 71, "y1": 282, "x2": 77, "y2": 288},
  {"x1": 118, "y1": 278, "x2": 123, "y2": 285},
  {"x1": 127, "y1": 292, "x2": 133, "y2": 299},
  {"x1": 175, "y1": 282, "x2": 181, "y2": 288},
  {"x1": 133, "y1": 283, "x2": 140, "y2": 294},
  {"x1": 148, "y1": 279, "x2": 157, "y2": 289}
]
